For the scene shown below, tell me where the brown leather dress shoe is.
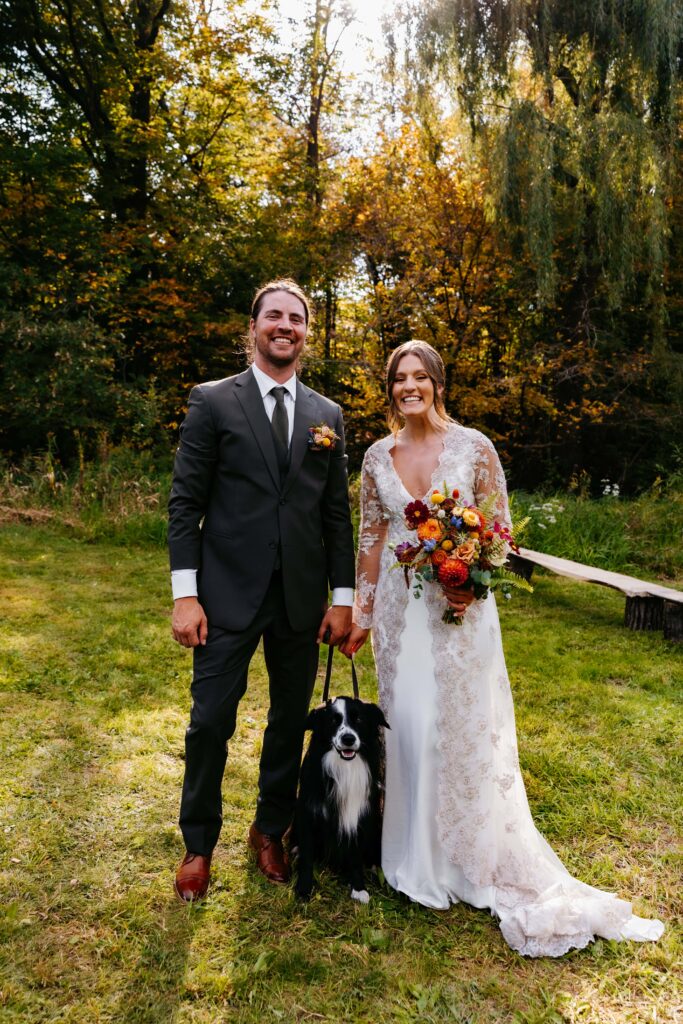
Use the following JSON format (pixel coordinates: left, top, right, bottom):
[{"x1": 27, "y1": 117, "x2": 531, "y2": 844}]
[
  {"x1": 248, "y1": 823, "x2": 290, "y2": 884},
  {"x1": 174, "y1": 851, "x2": 212, "y2": 902}
]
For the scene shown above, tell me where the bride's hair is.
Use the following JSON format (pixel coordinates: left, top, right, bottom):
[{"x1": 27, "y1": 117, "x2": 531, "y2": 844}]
[{"x1": 386, "y1": 340, "x2": 453, "y2": 433}]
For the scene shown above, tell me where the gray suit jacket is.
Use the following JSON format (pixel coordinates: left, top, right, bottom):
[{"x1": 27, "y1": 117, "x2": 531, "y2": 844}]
[{"x1": 168, "y1": 367, "x2": 356, "y2": 632}]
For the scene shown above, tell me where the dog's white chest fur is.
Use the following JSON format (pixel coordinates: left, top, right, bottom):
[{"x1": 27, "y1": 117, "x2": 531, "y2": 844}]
[{"x1": 321, "y1": 749, "x2": 371, "y2": 837}]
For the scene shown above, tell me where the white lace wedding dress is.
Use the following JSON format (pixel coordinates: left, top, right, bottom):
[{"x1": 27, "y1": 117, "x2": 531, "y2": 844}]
[{"x1": 354, "y1": 423, "x2": 664, "y2": 957}]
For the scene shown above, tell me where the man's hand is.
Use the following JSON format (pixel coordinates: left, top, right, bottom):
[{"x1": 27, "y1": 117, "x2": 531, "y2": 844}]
[
  {"x1": 172, "y1": 596, "x2": 208, "y2": 648},
  {"x1": 338, "y1": 623, "x2": 370, "y2": 658},
  {"x1": 317, "y1": 605, "x2": 352, "y2": 646},
  {"x1": 442, "y1": 585, "x2": 476, "y2": 617}
]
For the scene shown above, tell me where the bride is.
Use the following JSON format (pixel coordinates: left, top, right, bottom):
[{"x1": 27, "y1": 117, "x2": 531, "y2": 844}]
[{"x1": 339, "y1": 340, "x2": 664, "y2": 957}]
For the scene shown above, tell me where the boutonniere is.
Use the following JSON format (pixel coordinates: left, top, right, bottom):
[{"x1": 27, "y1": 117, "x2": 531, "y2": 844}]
[{"x1": 308, "y1": 423, "x2": 339, "y2": 451}]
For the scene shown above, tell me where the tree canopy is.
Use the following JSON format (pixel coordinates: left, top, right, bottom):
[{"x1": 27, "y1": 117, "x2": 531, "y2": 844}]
[{"x1": 1, "y1": 0, "x2": 681, "y2": 490}]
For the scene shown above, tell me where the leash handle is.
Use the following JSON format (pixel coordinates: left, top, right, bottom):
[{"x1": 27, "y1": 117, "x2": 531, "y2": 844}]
[{"x1": 322, "y1": 644, "x2": 360, "y2": 703}]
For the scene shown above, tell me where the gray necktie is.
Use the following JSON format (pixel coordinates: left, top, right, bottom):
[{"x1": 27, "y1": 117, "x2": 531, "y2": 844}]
[{"x1": 270, "y1": 386, "x2": 290, "y2": 470}]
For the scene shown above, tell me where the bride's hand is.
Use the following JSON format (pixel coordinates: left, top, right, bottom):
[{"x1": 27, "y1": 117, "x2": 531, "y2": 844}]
[
  {"x1": 338, "y1": 623, "x2": 370, "y2": 658},
  {"x1": 443, "y1": 585, "x2": 475, "y2": 617}
]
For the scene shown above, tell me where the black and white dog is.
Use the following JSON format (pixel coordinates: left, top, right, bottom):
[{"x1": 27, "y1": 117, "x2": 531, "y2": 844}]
[{"x1": 292, "y1": 696, "x2": 389, "y2": 903}]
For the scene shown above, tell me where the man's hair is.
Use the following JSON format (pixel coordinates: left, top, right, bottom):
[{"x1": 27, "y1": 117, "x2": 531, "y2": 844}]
[{"x1": 251, "y1": 279, "x2": 312, "y2": 325}]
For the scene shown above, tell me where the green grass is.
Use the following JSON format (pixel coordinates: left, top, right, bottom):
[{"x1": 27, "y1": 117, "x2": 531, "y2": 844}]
[
  {"x1": 0, "y1": 526, "x2": 681, "y2": 1023},
  {"x1": 513, "y1": 487, "x2": 683, "y2": 583}
]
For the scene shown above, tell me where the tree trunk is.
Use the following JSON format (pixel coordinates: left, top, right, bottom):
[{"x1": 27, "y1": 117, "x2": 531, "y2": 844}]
[
  {"x1": 624, "y1": 596, "x2": 663, "y2": 631},
  {"x1": 663, "y1": 601, "x2": 683, "y2": 643}
]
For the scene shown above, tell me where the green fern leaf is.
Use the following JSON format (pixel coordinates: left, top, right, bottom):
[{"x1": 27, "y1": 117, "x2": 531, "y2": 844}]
[
  {"x1": 491, "y1": 567, "x2": 534, "y2": 593},
  {"x1": 478, "y1": 492, "x2": 499, "y2": 526},
  {"x1": 511, "y1": 514, "x2": 530, "y2": 541}
]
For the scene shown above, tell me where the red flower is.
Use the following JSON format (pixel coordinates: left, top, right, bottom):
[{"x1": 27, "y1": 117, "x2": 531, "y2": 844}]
[
  {"x1": 437, "y1": 558, "x2": 470, "y2": 587},
  {"x1": 404, "y1": 500, "x2": 430, "y2": 529},
  {"x1": 395, "y1": 541, "x2": 420, "y2": 565}
]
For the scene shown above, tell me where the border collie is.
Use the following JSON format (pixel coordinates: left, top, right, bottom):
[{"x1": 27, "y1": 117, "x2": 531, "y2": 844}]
[{"x1": 292, "y1": 696, "x2": 389, "y2": 903}]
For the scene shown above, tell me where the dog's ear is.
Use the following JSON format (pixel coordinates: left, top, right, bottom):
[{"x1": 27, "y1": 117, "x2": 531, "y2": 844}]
[
  {"x1": 304, "y1": 704, "x2": 327, "y2": 730},
  {"x1": 367, "y1": 703, "x2": 390, "y2": 731}
]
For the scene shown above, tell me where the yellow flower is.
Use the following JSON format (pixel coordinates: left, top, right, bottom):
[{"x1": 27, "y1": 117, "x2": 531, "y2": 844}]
[
  {"x1": 453, "y1": 505, "x2": 465, "y2": 516},
  {"x1": 441, "y1": 539, "x2": 454, "y2": 551},
  {"x1": 431, "y1": 491, "x2": 445, "y2": 504},
  {"x1": 321, "y1": 437, "x2": 331, "y2": 447},
  {"x1": 462, "y1": 509, "x2": 479, "y2": 528}
]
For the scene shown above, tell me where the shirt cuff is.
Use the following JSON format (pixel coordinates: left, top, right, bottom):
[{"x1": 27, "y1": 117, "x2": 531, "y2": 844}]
[
  {"x1": 171, "y1": 569, "x2": 198, "y2": 600},
  {"x1": 331, "y1": 587, "x2": 354, "y2": 607}
]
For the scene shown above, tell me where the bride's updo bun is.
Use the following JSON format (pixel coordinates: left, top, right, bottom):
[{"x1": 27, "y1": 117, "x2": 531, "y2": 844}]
[{"x1": 386, "y1": 340, "x2": 453, "y2": 433}]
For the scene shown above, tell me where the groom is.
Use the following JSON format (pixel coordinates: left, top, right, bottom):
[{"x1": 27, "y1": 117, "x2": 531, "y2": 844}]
[{"x1": 168, "y1": 279, "x2": 355, "y2": 901}]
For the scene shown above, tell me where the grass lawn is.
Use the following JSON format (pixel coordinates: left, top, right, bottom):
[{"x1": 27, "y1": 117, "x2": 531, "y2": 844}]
[{"x1": 0, "y1": 525, "x2": 680, "y2": 1023}]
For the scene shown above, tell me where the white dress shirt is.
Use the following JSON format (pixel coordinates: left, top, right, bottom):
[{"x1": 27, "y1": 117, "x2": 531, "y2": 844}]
[{"x1": 171, "y1": 365, "x2": 353, "y2": 607}]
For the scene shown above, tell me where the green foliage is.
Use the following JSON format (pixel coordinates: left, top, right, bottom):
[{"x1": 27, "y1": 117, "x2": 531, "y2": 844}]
[
  {"x1": 0, "y1": 0, "x2": 680, "y2": 491},
  {"x1": 477, "y1": 492, "x2": 498, "y2": 527},
  {"x1": 517, "y1": 483, "x2": 683, "y2": 581},
  {"x1": 0, "y1": 313, "x2": 168, "y2": 457},
  {"x1": 416, "y1": 0, "x2": 682, "y2": 310},
  {"x1": 489, "y1": 566, "x2": 534, "y2": 594},
  {"x1": 0, "y1": 448, "x2": 171, "y2": 546}
]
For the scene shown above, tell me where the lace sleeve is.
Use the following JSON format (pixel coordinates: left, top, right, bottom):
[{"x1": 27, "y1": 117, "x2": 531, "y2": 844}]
[
  {"x1": 473, "y1": 434, "x2": 512, "y2": 531},
  {"x1": 353, "y1": 455, "x2": 388, "y2": 630}
]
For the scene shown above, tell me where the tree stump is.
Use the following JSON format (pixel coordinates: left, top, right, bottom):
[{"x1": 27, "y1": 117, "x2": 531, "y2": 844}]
[
  {"x1": 624, "y1": 596, "x2": 663, "y2": 631},
  {"x1": 663, "y1": 601, "x2": 683, "y2": 643},
  {"x1": 507, "y1": 553, "x2": 534, "y2": 582}
]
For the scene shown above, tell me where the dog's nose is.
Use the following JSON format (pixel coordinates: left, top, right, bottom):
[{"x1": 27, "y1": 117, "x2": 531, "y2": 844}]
[{"x1": 341, "y1": 732, "x2": 357, "y2": 747}]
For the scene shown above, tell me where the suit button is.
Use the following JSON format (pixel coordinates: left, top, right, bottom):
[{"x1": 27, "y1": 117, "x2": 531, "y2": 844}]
[
  {"x1": 268, "y1": 541, "x2": 277, "y2": 549},
  {"x1": 279, "y1": 498, "x2": 286, "y2": 505}
]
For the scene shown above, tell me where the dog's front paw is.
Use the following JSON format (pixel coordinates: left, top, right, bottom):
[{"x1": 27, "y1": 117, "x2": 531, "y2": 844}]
[
  {"x1": 295, "y1": 884, "x2": 313, "y2": 902},
  {"x1": 350, "y1": 888, "x2": 370, "y2": 904}
]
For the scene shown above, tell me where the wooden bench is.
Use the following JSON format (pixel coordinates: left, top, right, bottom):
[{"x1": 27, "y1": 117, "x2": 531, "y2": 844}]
[{"x1": 508, "y1": 548, "x2": 683, "y2": 642}]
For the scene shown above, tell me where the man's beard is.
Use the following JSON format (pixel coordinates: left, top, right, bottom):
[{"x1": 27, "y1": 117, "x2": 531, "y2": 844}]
[{"x1": 256, "y1": 337, "x2": 300, "y2": 367}]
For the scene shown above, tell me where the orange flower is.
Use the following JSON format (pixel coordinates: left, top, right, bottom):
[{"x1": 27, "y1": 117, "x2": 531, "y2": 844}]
[
  {"x1": 431, "y1": 549, "x2": 448, "y2": 566},
  {"x1": 437, "y1": 558, "x2": 469, "y2": 587},
  {"x1": 455, "y1": 539, "x2": 478, "y2": 564},
  {"x1": 417, "y1": 518, "x2": 443, "y2": 542}
]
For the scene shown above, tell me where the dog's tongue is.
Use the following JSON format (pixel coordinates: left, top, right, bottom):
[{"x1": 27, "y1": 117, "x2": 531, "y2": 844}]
[{"x1": 340, "y1": 750, "x2": 356, "y2": 760}]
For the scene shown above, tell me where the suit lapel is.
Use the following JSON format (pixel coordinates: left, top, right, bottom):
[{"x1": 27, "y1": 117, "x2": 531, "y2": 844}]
[
  {"x1": 234, "y1": 368, "x2": 280, "y2": 490},
  {"x1": 283, "y1": 381, "x2": 319, "y2": 495}
]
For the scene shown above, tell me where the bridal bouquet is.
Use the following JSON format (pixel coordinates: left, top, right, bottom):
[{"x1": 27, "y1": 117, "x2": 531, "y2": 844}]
[{"x1": 392, "y1": 486, "x2": 532, "y2": 623}]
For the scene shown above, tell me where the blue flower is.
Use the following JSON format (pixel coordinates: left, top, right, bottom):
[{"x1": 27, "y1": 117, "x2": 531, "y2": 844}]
[
  {"x1": 450, "y1": 516, "x2": 463, "y2": 529},
  {"x1": 423, "y1": 539, "x2": 437, "y2": 552}
]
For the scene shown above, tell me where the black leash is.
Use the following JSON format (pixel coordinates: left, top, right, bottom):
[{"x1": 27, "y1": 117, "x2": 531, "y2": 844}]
[{"x1": 322, "y1": 644, "x2": 360, "y2": 703}]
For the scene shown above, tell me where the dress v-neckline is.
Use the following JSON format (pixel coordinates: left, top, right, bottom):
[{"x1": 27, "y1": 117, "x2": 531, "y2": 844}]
[{"x1": 386, "y1": 428, "x2": 449, "y2": 503}]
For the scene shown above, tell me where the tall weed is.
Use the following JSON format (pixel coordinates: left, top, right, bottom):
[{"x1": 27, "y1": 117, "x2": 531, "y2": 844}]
[
  {"x1": 2, "y1": 451, "x2": 681, "y2": 582},
  {"x1": 514, "y1": 484, "x2": 683, "y2": 582},
  {"x1": 0, "y1": 447, "x2": 171, "y2": 547}
]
